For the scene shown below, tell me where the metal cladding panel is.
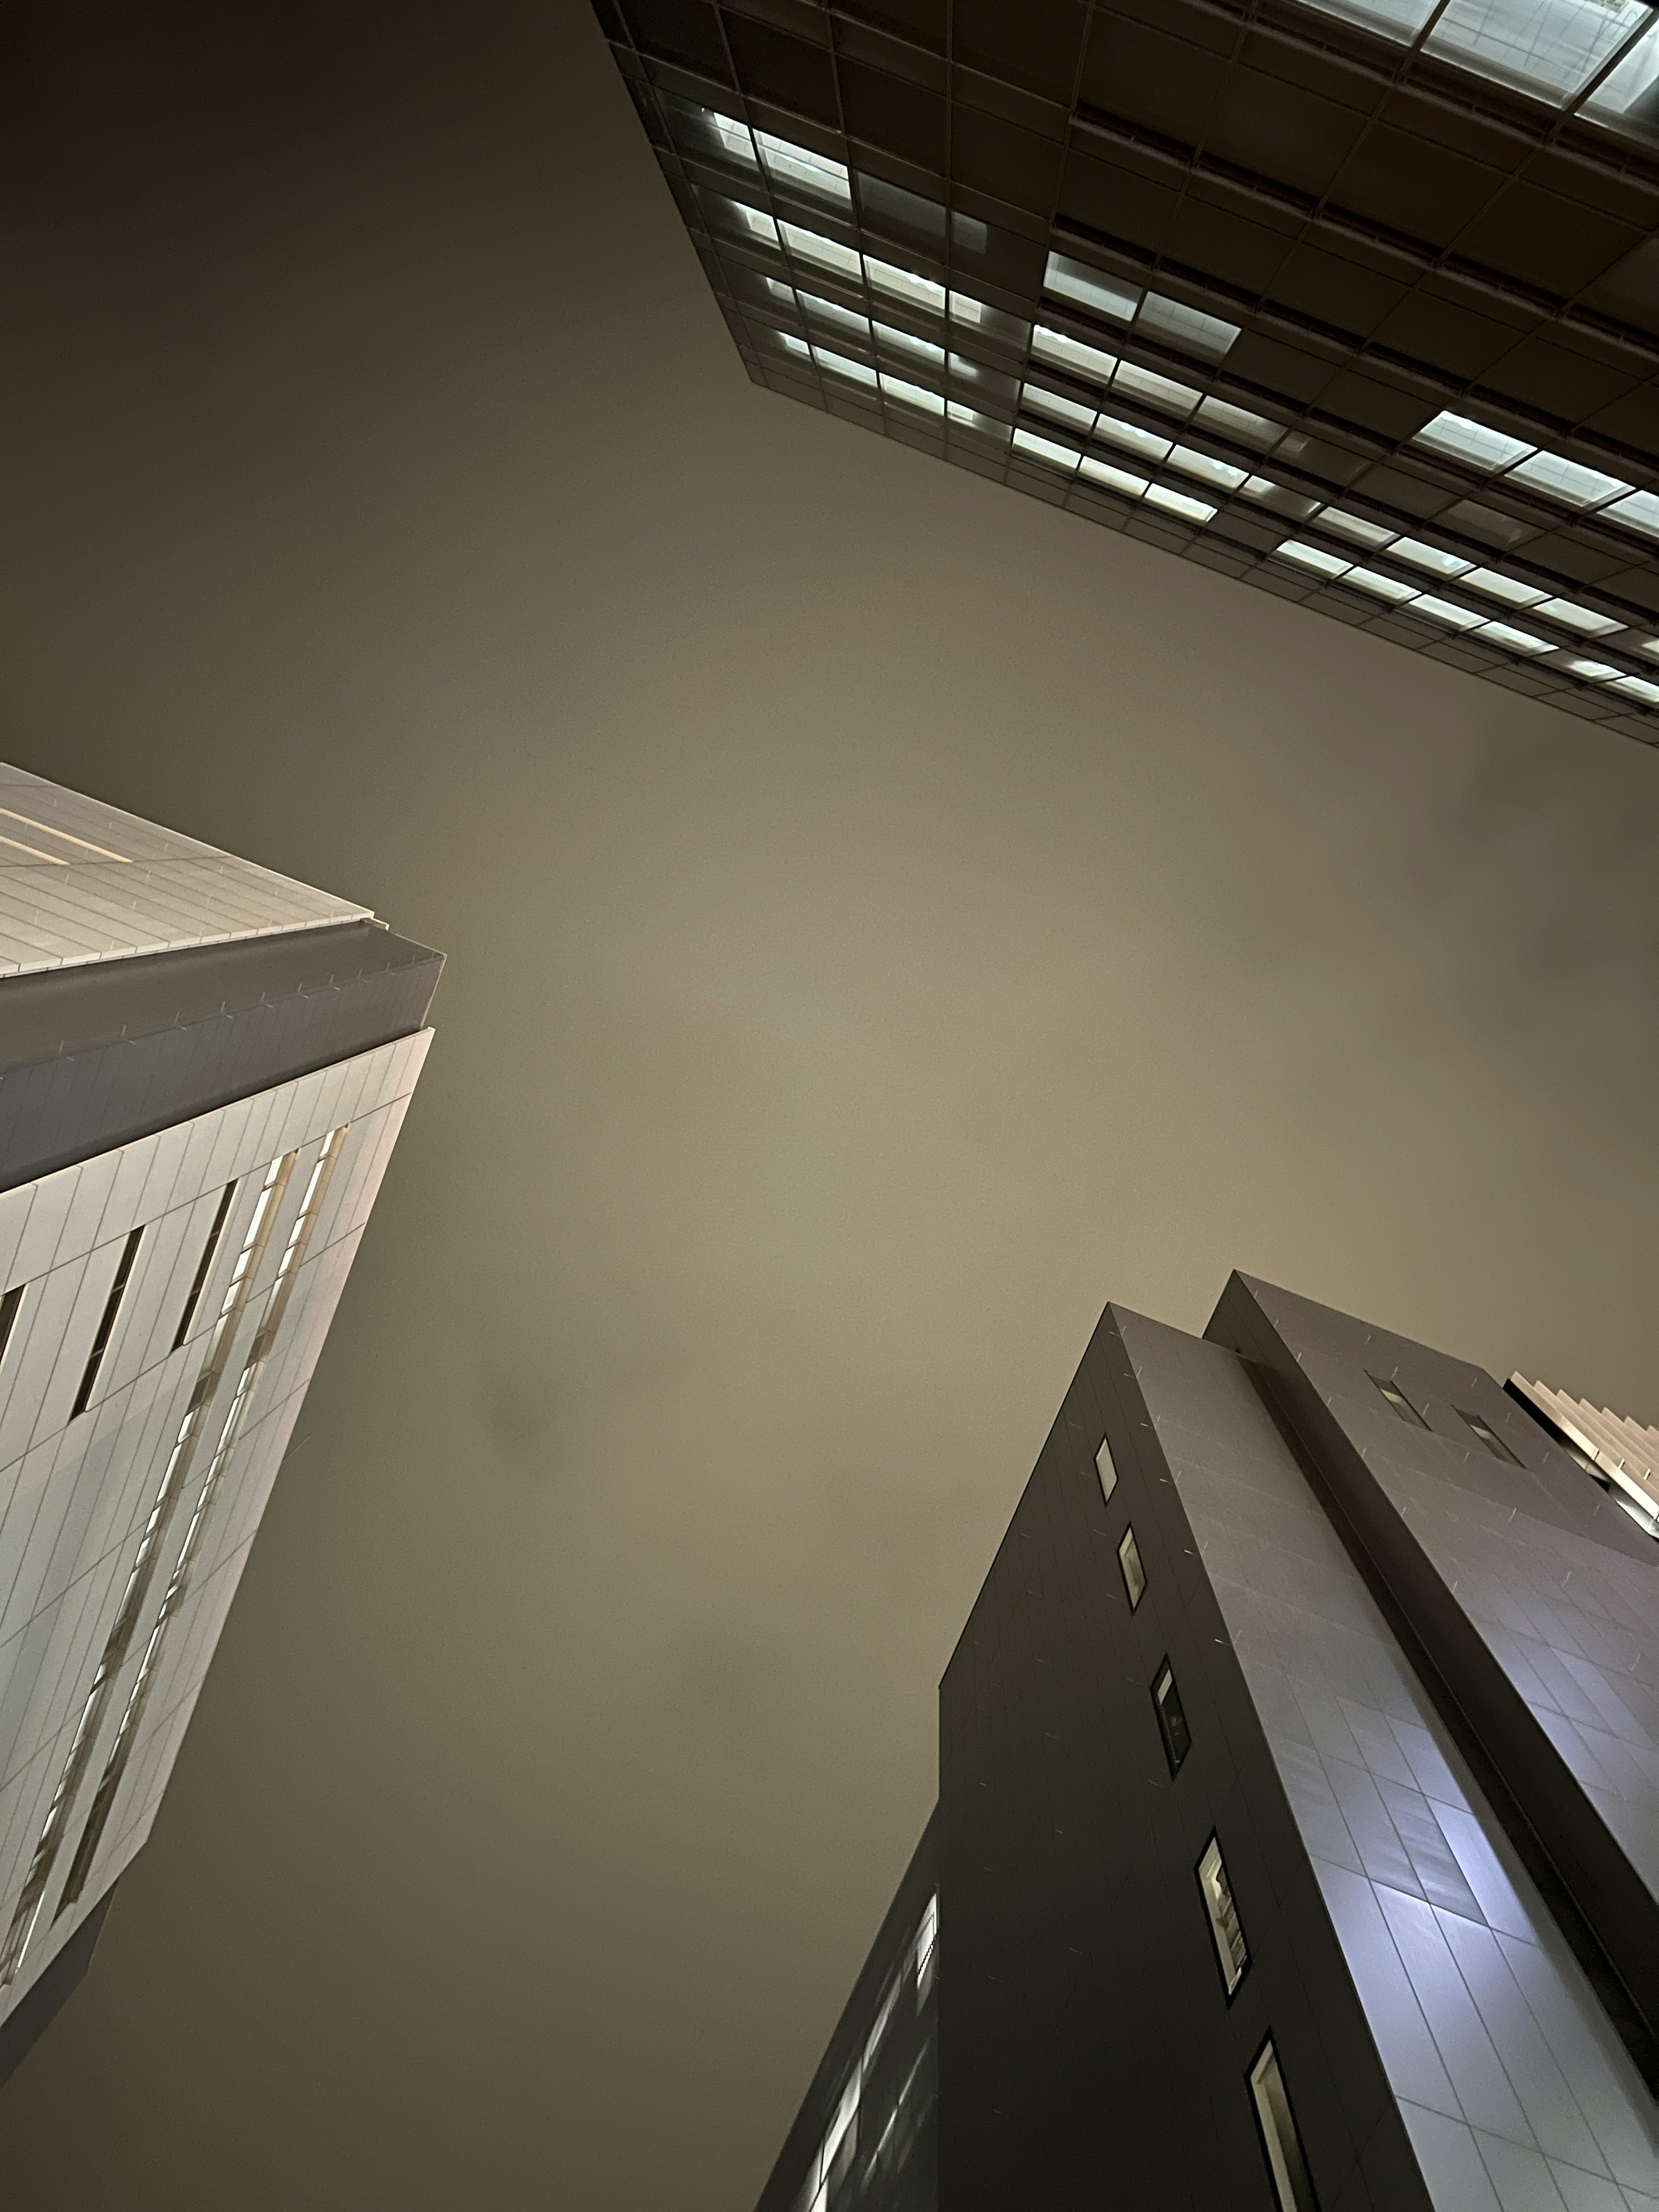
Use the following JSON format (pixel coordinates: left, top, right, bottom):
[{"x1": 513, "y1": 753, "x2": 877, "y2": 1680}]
[
  {"x1": 937, "y1": 1304, "x2": 1430, "y2": 2212},
  {"x1": 1206, "y1": 1273, "x2": 1659, "y2": 2091}
]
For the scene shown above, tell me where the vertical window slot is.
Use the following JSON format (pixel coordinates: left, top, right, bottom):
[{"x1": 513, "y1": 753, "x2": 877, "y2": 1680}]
[
  {"x1": 70, "y1": 1227, "x2": 143, "y2": 1420},
  {"x1": 1152, "y1": 1658, "x2": 1191, "y2": 1776},
  {"x1": 1368, "y1": 1372, "x2": 1427, "y2": 1428},
  {"x1": 1197, "y1": 1834, "x2": 1249, "y2": 1996},
  {"x1": 1460, "y1": 1408, "x2": 1521, "y2": 1465},
  {"x1": 0, "y1": 1284, "x2": 22, "y2": 1373},
  {"x1": 1095, "y1": 1434, "x2": 1119, "y2": 1503},
  {"x1": 1118, "y1": 1526, "x2": 1147, "y2": 1610},
  {"x1": 1249, "y1": 2038, "x2": 1318, "y2": 2212},
  {"x1": 172, "y1": 1182, "x2": 237, "y2": 1351}
]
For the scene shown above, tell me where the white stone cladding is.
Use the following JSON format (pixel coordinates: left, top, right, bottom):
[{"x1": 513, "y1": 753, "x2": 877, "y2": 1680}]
[
  {"x1": 0, "y1": 763, "x2": 369, "y2": 975},
  {"x1": 0, "y1": 1025, "x2": 431, "y2": 2025}
]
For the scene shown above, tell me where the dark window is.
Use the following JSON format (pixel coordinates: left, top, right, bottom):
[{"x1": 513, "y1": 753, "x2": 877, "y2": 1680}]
[
  {"x1": 1249, "y1": 2038, "x2": 1318, "y2": 2212},
  {"x1": 70, "y1": 1227, "x2": 143, "y2": 1420},
  {"x1": 1460, "y1": 1408, "x2": 1521, "y2": 1465},
  {"x1": 1197, "y1": 1834, "x2": 1249, "y2": 1997},
  {"x1": 1368, "y1": 1372, "x2": 1427, "y2": 1427},
  {"x1": 172, "y1": 1182, "x2": 237, "y2": 1351},
  {"x1": 0, "y1": 1284, "x2": 22, "y2": 1372},
  {"x1": 1151, "y1": 1658, "x2": 1190, "y2": 1776},
  {"x1": 1118, "y1": 1526, "x2": 1147, "y2": 1610}
]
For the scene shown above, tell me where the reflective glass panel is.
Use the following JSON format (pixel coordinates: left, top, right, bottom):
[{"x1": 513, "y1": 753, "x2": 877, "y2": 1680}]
[
  {"x1": 1197, "y1": 1836, "x2": 1249, "y2": 1996},
  {"x1": 1413, "y1": 410, "x2": 1535, "y2": 471},
  {"x1": 1425, "y1": 0, "x2": 1654, "y2": 105},
  {"x1": 1042, "y1": 253, "x2": 1139, "y2": 323}
]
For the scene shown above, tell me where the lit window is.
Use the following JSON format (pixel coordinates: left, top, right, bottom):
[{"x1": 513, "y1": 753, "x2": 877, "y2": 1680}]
[
  {"x1": 1094, "y1": 414, "x2": 1172, "y2": 464},
  {"x1": 1369, "y1": 1373, "x2": 1427, "y2": 1428},
  {"x1": 1611, "y1": 673, "x2": 1659, "y2": 703},
  {"x1": 1197, "y1": 1835, "x2": 1249, "y2": 1996},
  {"x1": 1606, "y1": 488, "x2": 1659, "y2": 538},
  {"x1": 1117, "y1": 361, "x2": 1201, "y2": 416},
  {"x1": 1459, "y1": 1408, "x2": 1521, "y2": 1465},
  {"x1": 782, "y1": 221, "x2": 860, "y2": 278},
  {"x1": 1390, "y1": 537, "x2": 1472, "y2": 577},
  {"x1": 1240, "y1": 477, "x2": 1317, "y2": 518},
  {"x1": 701, "y1": 108, "x2": 758, "y2": 169},
  {"x1": 1012, "y1": 427, "x2": 1081, "y2": 472},
  {"x1": 1562, "y1": 657, "x2": 1623, "y2": 680},
  {"x1": 1249, "y1": 2039, "x2": 1318, "y2": 2212},
  {"x1": 1463, "y1": 567, "x2": 1547, "y2": 606},
  {"x1": 1137, "y1": 292, "x2": 1240, "y2": 361},
  {"x1": 1152, "y1": 1659, "x2": 1191, "y2": 1777},
  {"x1": 1079, "y1": 456, "x2": 1149, "y2": 499},
  {"x1": 0, "y1": 1284, "x2": 21, "y2": 1371},
  {"x1": 172, "y1": 1182, "x2": 238, "y2": 1351},
  {"x1": 1412, "y1": 594, "x2": 1484, "y2": 629},
  {"x1": 1318, "y1": 509, "x2": 1394, "y2": 547},
  {"x1": 865, "y1": 256, "x2": 946, "y2": 313},
  {"x1": 1505, "y1": 450, "x2": 1631, "y2": 507},
  {"x1": 1477, "y1": 620, "x2": 1553, "y2": 654},
  {"x1": 1042, "y1": 252, "x2": 1139, "y2": 323},
  {"x1": 876, "y1": 323, "x2": 944, "y2": 364},
  {"x1": 946, "y1": 403, "x2": 1007, "y2": 439},
  {"x1": 1118, "y1": 1526, "x2": 1147, "y2": 1609},
  {"x1": 1412, "y1": 410, "x2": 1535, "y2": 471},
  {"x1": 1537, "y1": 597, "x2": 1621, "y2": 635},
  {"x1": 1167, "y1": 444, "x2": 1247, "y2": 489},
  {"x1": 1030, "y1": 324, "x2": 1120, "y2": 387},
  {"x1": 816, "y1": 347, "x2": 877, "y2": 390},
  {"x1": 1095, "y1": 1435, "x2": 1119, "y2": 1504},
  {"x1": 726, "y1": 199, "x2": 782, "y2": 248},
  {"x1": 1344, "y1": 566, "x2": 1417, "y2": 602},
  {"x1": 880, "y1": 372, "x2": 944, "y2": 416},
  {"x1": 1144, "y1": 483, "x2": 1217, "y2": 523},
  {"x1": 1023, "y1": 385, "x2": 1097, "y2": 432},
  {"x1": 756, "y1": 130, "x2": 852, "y2": 208},
  {"x1": 1194, "y1": 396, "x2": 1281, "y2": 447},
  {"x1": 948, "y1": 291, "x2": 986, "y2": 325},
  {"x1": 71, "y1": 1225, "x2": 144, "y2": 1420},
  {"x1": 1277, "y1": 541, "x2": 1350, "y2": 577},
  {"x1": 800, "y1": 292, "x2": 871, "y2": 340}
]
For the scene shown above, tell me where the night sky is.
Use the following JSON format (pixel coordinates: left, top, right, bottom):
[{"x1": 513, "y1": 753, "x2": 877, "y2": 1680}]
[{"x1": 1, "y1": 3, "x2": 1656, "y2": 2205}]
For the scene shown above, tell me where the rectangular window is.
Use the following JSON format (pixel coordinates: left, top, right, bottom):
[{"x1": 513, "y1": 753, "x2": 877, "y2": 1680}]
[
  {"x1": 1197, "y1": 1835, "x2": 1249, "y2": 1996},
  {"x1": 1095, "y1": 1435, "x2": 1119, "y2": 1504},
  {"x1": 1459, "y1": 1409, "x2": 1520, "y2": 1465},
  {"x1": 70, "y1": 1226, "x2": 143, "y2": 1420},
  {"x1": 0, "y1": 1284, "x2": 22, "y2": 1372},
  {"x1": 172, "y1": 1182, "x2": 237, "y2": 1351},
  {"x1": 1368, "y1": 1373, "x2": 1427, "y2": 1428},
  {"x1": 1152, "y1": 1659, "x2": 1191, "y2": 1777},
  {"x1": 1118, "y1": 1526, "x2": 1147, "y2": 1610},
  {"x1": 1249, "y1": 2039, "x2": 1318, "y2": 2212}
]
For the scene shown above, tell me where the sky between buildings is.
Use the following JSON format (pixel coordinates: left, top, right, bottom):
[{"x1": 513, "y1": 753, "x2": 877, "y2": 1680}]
[{"x1": 0, "y1": 3, "x2": 1655, "y2": 2206}]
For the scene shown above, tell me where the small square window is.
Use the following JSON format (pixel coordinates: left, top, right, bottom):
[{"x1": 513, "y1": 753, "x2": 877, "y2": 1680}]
[
  {"x1": 1197, "y1": 1835, "x2": 1249, "y2": 1996},
  {"x1": 1118, "y1": 1526, "x2": 1147, "y2": 1610},
  {"x1": 1249, "y1": 2039, "x2": 1318, "y2": 2212},
  {"x1": 1152, "y1": 1659, "x2": 1191, "y2": 1777},
  {"x1": 1459, "y1": 1409, "x2": 1520, "y2": 1465},
  {"x1": 1368, "y1": 1373, "x2": 1427, "y2": 1428},
  {"x1": 1095, "y1": 1435, "x2": 1119, "y2": 1504}
]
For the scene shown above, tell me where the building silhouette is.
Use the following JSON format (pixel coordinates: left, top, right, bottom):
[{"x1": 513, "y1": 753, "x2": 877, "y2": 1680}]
[
  {"x1": 755, "y1": 1274, "x2": 1659, "y2": 2212},
  {"x1": 0, "y1": 764, "x2": 439, "y2": 2084},
  {"x1": 598, "y1": 0, "x2": 1659, "y2": 746}
]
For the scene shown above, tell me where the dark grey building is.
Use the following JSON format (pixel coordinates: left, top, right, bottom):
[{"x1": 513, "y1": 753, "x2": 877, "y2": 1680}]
[
  {"x1": 755, "y1": 1274, "x2": 1659, "y2": 2212},
  {"x1": 597, "y1": 0, "x2": 1659, "y2": 745}
]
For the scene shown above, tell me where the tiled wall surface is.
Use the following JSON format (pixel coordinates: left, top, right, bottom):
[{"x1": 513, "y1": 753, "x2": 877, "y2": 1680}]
[
  {"x1": 0, "y1": 1026, "x2": 431, "y2": 2025},
  {"x1": 0, "y1": 763, "x2": 368, "y2": 976},
  {"x1": 1124, "y1": 1308, "x2": 1659, "y2": 2212}
]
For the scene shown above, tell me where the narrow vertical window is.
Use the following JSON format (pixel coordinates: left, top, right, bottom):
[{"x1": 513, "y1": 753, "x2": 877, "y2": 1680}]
[
  {"x1": 1197, "y1": 1834, "x2": 1249, "y2": 1996},
  {"x1": 1368, "y1": 1373, "x2": 1426, "y2": 1428},
  {"x1": 1459, "y1": 1409, "x2": 1520, "y2": 1465},
  {"x1": 172, "y1": 1181, "x2": 237, "y2": 1351},
  {"x1": 1117, "y1": 1526, "x2": 1146, "y2": 1610},
  {"x1": 1151, "y1": 1659, "x2": 1191, "y2": 1776},
  {"x1": 0, "y1": 1284, "x2": 22, "y2": 1372},
  {"x1": 1249, "y1": 2038, "x2": 1318, "y2": 2212},
  {"x1": 1095, "y1": 1434, "x2": 1119, "y2": 1504},
  {"x1": 70, "y1": 1226, "x2": 144, "y2": 1420}
]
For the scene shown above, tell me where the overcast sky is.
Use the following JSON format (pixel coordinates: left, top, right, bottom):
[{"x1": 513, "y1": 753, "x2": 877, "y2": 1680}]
[{"x1": 0, "y1": 3, "x2": 1656, "y2": 2206}]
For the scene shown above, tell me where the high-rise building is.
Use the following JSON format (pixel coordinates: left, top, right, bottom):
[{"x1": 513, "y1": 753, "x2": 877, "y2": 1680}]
[
  {"x1": 597, "y1": 0, "x2": 1659, "y2": 747},
  {"x1": 755, "y1": 1274, "x2": 1659, "y2": 2212},
  {"x1": 0, "y1": 763, "x2": 439, "y2": 2085}
]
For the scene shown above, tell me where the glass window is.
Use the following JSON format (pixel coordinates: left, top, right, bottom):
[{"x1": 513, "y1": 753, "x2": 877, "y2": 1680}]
[
  {"x1": 1318, "y1": 509, "x2": 1395, "y2": 547},
  {"x1": 1080, "y1": 456, "x2": 1150, "y2": 499},
  {"x1": 1504, "y1": 450, "x2": 1632, "y2": 507},
  {"x1": 71, "y1": 1224, "x2": 144, "y2": 1420},
  {"x1": 1459, "y1": 1408, "x2": 1522, "y2": 1465},
  {"x1": 1344, "y1": 566, "x2": 1417, "y2": 602},
  {"x1": 1412, "y1": 594, "x2": 1485, "y2": 629},
  {"x1": 173, "y1": 1181, "x2": 238, "y2": 1351},
  {"x1": 1030, "y1": 324, "x2": 1120, "y2": 387},
  {"x1": 817, "y1": 346, "x2": 878, "y2": 390},
  {"x1": 1425, "y1": 0, "x2": 1654, "y2": 107},
  {"x1": 1477, "y1": 620, "x2": 1553, "y2": 655},
  {"x1": 1412, "y1": 410, "x2": 1535, "y2": 471},
  {"x1": 1195, "y1": 396, "x2": 1280, "y2": 447},
  {"x1": 948, "y1": 291, "x2": 986, "y2": 326},
  {"x1": 877, "y1": 323, "x2": 944, "y2": 364},
  {"x1": 801, "y1": 292, "x2": 871, "y2": 341},
  {"x1": 1152, "y1": 1659, "x2": 1191, "y2": 1776},
  {"x1": 1144, "y1": 483, "x2": 1217, "y2": 523},
  {"x1": 782, "y1": 221, "x2": 860, "y2": 278},
  {"x1": 724, "y1": 198, "x2": 782, "y2": 248},
  {"x1": 1463, "y1": 567, "x2": 1547, "y2": 606},
  {"x1": 880, "y1": 372, "x2": 944, "y2": 416},
  {"x1": 1012, "y1": 427, "x2": 1081, "y2": 472},
  {"x1": 1023, "y1": 385, "x2": 1097, "y2": 432},
  {"x1": 756, "y1": 130, "x2": 852, "y2": 208},
  {"x1": 1604, "y1": 487, "x2": 1659, "y2": 538},
  {"x1": 1611, "y1": 672, "x2": 1659, "y2": 703},
  {"x1": 1095, "y1": 1436, "x2": 1119, "y2": 1504},
  {"x1": 0, "y1": 1284, "x2": 22, "y2": 1372},
  {"x1": 1562, "y1": 656, "x2": 1623, "y2": 680},
  {"x1": 1584, "y1": 21, "x2": 1659, "y2": 131},
  {"x1": 866, "y1": 256, "x2": 947, "y2": 313},
  {"x1": 1369, "y1": 1373, "x2": 1428, "y2": 1428},
  {"x1": 1197, "y1": 1835, "x2": 1249, "y2": 1996},
  {"x1": 1095, "y1": 415, "x2": 1173, "y2": 464},
  {"x1": 1168, "y1": 444, "x2": 1247, "y2": 489},
  {"x1": 1278, "y1": 541, "x2": 1350, "y2": 577},
  {"x1": 1042, "y1": 252, "x2": 1139, "y2": 323},
  {"x1": 1136, "y1": 292, "x2": 1240, "y2": 362},
  {"x1": 1116, "y1": 361, "x2": 1202, "y2": 417},
  {"x1": 1241, "y1": 477, "x2": 1318, "y2": 518},
  {"x1": 1536, "y1": 598, "x2": 1621, "y2": 635},
  {"x1": 1390, "y1": 537, "x2": 1472, "y2": 577},
  {"x1": 1118, "y1": 1526, "x2": 1147, "y2": 1609},
  {"x1": 1249, "y1": 2040, "x2": 1318, "y2": 2212}
]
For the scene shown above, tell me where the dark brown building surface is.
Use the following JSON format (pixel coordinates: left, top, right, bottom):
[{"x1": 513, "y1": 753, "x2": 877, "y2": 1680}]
[{"x1": 597, "y1": 0, "x2": 1659, "y2": 744}]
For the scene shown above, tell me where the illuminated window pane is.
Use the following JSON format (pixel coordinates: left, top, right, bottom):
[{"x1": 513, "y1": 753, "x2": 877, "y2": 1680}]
[
  {"x1": 1022, "y1": 385, "x2": 1096, "y2": 432},
  {"x1": 1536, "y1": 598, "x2": 1621, "y2": 635},
  {"x1": 1344, "y1": 566, "x2": 1417, "y2": 602},
  {"x1": 1144, "y1": 483, "x2": 1217, "y2": 523},
  {"x1": 880, "y1": 372, "x2": 944, "y2": 416},
  {"x1": 1095, "y1": 1436, "x2": 1119, "y2": 1504},
  {"x1": 1079, "y1": 456, "x2": 1149, "y2": 498},
  {"x1": 1412, "y1": 410, "x2": 1535, "y2": 471},
  {"x1": 1030, "y1": 324, "x2": 1120, "y2": 387},
  {"x1": 1194, "y1": 396, "x2": 1280, "y2": 446},
  {"x1": 1391, "y1": 538, "x2": 1473, "y2": 577},
  {"x1": 1042, "y1": 252, "x2": 1139, "y2": 323},
  {"x1": 1604, "y1": 488, "x2": 1659, "y2": 538},
  {"x1": 1168, "y1": 444, "x2": 1246, "y2": 489},
  {"x1": 1012, "y1": 428, "x2": 1081, "y2": 472},
  {"x1": 1504, "y1": 450, "x2": 1632, "y2": 507},
  {"x1": 1459, "y1": 1408, "x2": 1522, "y2": 1465},
  {"x1": 1412, "y1": 595, "x2": 1485, "y2": 629},
  {"x1": 1426, "y1": 0, "x2": 1653, "y2": 106},
  {"x1": 1318, "y1": 509, "x2": 1395, "y2": 547},
  {"x1": 1117, "y1": 361, "x2": 1201, "y2": 416},
  {"x1": 1278, "y1": 540, "x2": 1349, "y2": 577},
  {"x1": 1197, "y1": 1835, "x2": 1249, "y2": 1996},
  {"x1": 756, "y1": 130, "x2": 852, "y2": 207},
  {"x1": 782, "y1": 222, "x2": 860, "y2": 278},
  {"x1": 1463, "y1": 567, "x2": 1547, "y2": 606},
  {"x1": 1118, "y1": 1526, "x2": 1147, "y2": 1609},
  {"x1": 1095, "y1": 414, "x2": 1172, "y2": 464},
  {"x1": 866, "y1": 257, "x2": 947, "y2": 313},
  {"x1": 1369, "y1": 1373, "x2": 1428, "y2": 1428},
  {"x1": 1477, "y1": 620, "x2": 1553, "y2": 654},
  {"x1": 1249, "y1": 2040, "x2": 1318, "y2": 2212},
  {"x1": 817, "y1": 347, "x2": 878, "y2": 389},
  {"x1": 1611, "y1": 672, "x2": 1659, "y2": 702},
  {"x1": 1152, "y1": 1659, "x2": 1191, "y2": 1776},
  {"x1": 1137, "y1": 292, "x2": 1240, "y2": 361},
  {"x1": 877, "y1": 324, "x2": 944, "y2": 364},
  {"x1": 1562, "y1": 657, "x2": 1622, "y2": 680}
]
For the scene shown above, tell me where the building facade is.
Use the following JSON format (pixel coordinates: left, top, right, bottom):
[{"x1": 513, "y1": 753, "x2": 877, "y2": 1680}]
[
  {"x1": 599, "y1": 0, "x2": 1659, "y2": 746},
  {"x1": 0, "y1": 763, "x2": 440, "y2": 2084},
  {"x1": 756, "y1": 1273, "x2": 1659, "y2": 2212}
]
